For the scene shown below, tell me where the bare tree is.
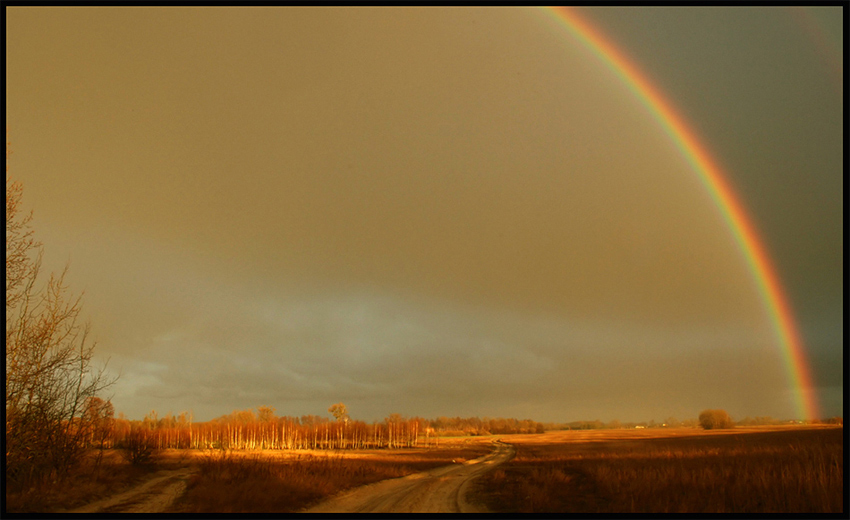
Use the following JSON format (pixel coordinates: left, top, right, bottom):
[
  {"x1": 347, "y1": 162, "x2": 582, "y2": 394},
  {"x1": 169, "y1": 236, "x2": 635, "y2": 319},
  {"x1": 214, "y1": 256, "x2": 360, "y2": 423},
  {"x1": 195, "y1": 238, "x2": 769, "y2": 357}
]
[
  {"x1": 6, "y1": 140, "x2": 114, "y2": 484},
  {"x1": 83, "y1": 396, "x2": 114, "y2": 471}
]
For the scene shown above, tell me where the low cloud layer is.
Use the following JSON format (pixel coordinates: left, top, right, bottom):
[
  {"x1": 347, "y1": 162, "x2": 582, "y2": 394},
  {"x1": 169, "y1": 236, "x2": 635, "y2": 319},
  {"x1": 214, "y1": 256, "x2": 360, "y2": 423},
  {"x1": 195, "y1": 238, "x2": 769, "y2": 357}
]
[{"x1": 45, "y1": 226, "x2": 789, "y2": 423}]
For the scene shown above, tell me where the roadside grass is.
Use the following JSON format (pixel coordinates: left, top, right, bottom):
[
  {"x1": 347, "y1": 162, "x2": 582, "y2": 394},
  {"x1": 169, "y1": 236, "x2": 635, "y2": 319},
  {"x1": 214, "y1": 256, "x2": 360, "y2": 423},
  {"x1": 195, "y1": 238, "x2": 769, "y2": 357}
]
[
  {"x1": 476, "y1": 426, "x2": 843, "y2": 513},
  {"x1": 5, "y1": 450, "x2": 161, "y2": 513},
  {"x1": 171, "y1": 445, "x2": 493, "y2": 513}
]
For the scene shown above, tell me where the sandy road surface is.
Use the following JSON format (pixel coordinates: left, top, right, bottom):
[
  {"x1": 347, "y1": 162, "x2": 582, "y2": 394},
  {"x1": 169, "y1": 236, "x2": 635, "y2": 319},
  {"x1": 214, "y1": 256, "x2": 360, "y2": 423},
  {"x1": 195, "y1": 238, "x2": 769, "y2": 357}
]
[
  {"x1": 305, "y1": 441, "x2": 515, "y2": 513},
  {"x1": 63, "y1": 466, "x2": 196, "y2": 514}
]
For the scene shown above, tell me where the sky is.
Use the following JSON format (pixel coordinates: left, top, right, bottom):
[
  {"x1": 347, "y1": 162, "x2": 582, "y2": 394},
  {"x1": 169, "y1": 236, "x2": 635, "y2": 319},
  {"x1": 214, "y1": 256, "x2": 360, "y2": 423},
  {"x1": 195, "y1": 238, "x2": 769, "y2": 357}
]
[{"x1": 5, "y1": 6, "x2": 843, "y2": 423}]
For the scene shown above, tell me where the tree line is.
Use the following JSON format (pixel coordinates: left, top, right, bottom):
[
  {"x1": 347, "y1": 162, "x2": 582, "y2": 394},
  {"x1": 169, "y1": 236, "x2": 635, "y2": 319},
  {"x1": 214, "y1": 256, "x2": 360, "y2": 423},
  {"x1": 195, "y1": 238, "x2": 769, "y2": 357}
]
[
  {"x1": 542, "y1": 417, "x2": 701, "y2": 430},
  {"x1": 100, "y1": 405, "x2": 550, "y2": 456}
]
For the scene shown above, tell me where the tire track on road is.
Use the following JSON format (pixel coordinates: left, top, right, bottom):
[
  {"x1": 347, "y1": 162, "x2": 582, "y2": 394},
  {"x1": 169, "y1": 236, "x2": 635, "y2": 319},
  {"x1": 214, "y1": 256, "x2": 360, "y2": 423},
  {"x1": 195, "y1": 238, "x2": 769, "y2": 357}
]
[
  {"x1": 305, "y1": 440, "x2": 515, "y2": 513},
  {"x1": 65, "y1": 466, "x2": 195, "y2": 514}
]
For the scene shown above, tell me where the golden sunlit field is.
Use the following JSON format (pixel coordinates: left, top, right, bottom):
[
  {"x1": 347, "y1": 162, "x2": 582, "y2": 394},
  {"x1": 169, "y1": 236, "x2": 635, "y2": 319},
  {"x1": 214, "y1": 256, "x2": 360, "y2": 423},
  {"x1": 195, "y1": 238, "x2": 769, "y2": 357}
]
[
  {"x1": 11, "y1": 426, "x2": 844, "y2": 513},
  {"x1": 171, "y1": 439, "x2": 493, "y2": 513},
  {"x1": 5, "y1": 437, "x2": 494, "y2": 513},
  {"x1": 474, "y1": 425, "x2": 844, "y2": 513},
  {"x1": 5, "y1": 426, "x2": 843, "y2": 513}
]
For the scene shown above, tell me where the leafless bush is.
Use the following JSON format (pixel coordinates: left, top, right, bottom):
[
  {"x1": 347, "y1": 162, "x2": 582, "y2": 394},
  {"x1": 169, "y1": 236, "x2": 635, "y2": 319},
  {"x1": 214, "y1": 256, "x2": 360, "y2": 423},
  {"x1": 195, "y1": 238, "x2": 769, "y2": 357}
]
[
  {"x1": 6, "y1": 148, "x2": 115, "y2": 486},
  {"x1": 119, "y1": 427, "x2": 157, "y2": 465}
]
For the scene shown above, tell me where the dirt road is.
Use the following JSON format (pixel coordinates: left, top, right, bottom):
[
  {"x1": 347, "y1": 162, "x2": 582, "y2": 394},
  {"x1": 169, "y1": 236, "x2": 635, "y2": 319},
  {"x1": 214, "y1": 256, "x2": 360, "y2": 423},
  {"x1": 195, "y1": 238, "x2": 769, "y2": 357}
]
[
  {"x1": 64, "y1": 466, "x2": 196, "y2": 514},
  {"x1": 304, "y1": 440, "x2": 515, "y2": 513}
]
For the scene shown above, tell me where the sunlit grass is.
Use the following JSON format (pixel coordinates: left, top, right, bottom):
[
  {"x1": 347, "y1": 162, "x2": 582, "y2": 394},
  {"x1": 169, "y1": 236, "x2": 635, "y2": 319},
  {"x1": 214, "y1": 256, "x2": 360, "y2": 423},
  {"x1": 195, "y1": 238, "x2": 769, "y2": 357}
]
[
  {"x1": 476, "y1": 426, "x2": 843, "y2": 513},
  {"x1": 171, "y1": 444, "x2": 492, "y2": 513}
]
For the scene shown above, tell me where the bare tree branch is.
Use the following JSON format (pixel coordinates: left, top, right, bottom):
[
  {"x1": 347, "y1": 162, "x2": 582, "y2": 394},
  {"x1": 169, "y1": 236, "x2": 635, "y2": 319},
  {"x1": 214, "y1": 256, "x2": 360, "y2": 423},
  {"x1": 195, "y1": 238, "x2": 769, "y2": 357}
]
[{"x1": 6, "y1": 138, "x2": 116, "y2": 484}]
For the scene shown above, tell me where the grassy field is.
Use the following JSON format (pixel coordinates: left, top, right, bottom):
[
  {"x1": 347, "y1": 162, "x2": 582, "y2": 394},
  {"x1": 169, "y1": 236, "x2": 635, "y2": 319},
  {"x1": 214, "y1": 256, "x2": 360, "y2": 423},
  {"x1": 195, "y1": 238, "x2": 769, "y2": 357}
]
[
  {"x1": 7, "y1": 427, "x2": 842, "y2": 513},
  {"x1": 474, "y1": 425, "x2": 843, "y2": 513},
  {"x1": 171, "y1": 440, "x2": 493, "y2": 513},
  {"x1": 4, "y1": 449, "x2": 168, "y2": 513},
  {"x1": 5, "y1": 438, "x2": 494, "y2": 513}
]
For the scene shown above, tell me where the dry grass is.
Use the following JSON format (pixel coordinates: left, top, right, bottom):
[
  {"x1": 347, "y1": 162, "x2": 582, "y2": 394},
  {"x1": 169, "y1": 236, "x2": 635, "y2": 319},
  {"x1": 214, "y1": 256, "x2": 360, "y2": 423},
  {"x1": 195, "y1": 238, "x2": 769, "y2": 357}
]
[
  {"x1": 475, "y1": 426, "x2": 843, "y2": 513},
  {"x1": 170, "y1": 443, "x2": 493, "y2": 513},
  {"x1": 4, "y1": 450, "x2": 162, "y2": 513},
  {"x1": 5, "y1": 438, "x2": 494, "y2": 514}
]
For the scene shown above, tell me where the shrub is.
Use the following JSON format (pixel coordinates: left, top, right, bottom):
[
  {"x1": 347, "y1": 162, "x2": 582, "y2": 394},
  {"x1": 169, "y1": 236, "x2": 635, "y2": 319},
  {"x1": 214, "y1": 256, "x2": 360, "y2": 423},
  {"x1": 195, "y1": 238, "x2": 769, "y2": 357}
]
[
  {"x1": 698, "y1": 409, "x2": 734, "y2": 430},
  {"x1": 6, "y1": 171, "x2": 114, "y2": 485},
  {"x1": 120, "y1": 427, "x2": 156, "y2": 465}
]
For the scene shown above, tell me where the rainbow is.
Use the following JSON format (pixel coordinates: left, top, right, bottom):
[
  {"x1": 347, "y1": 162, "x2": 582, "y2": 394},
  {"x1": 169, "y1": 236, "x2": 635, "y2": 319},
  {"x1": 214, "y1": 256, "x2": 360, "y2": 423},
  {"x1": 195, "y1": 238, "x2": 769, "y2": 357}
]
[{"x1": 542, "y1": 7, "x2": 821, "y2": 421}]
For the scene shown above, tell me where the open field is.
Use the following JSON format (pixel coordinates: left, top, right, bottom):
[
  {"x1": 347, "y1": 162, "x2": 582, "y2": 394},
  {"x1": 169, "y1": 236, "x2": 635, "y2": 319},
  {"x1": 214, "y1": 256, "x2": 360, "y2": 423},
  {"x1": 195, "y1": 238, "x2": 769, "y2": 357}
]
[
  {"x1": 5, "y1": 450, "x2": 170, "y2": 513},
  {"x1": 473, "y1": 425, "x2": 843, "y2": 514},
  {"x1": 6, "y1": 426, "x2": 842, "y2": 514},
  {"x1": 5, "y1": 437, "x2": 494, "y2": 513},
  {"x1": 171, "y1": 439, "x2": 494, "y2": 513},
  {"x1": 303, "y1": 440, "x2": 515, "y2": 513}
]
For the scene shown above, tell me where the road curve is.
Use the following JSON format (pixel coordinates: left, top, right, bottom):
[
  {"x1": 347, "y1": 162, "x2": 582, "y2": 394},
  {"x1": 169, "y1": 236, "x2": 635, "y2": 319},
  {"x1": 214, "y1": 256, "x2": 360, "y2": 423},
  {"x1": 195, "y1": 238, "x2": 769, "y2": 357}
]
[
  {"x1": 64, "y1": 467, "x2": 196, "y2": 514},
  {"x1": 304, "y1": 441, "x2": 515, "y2": 513}
]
